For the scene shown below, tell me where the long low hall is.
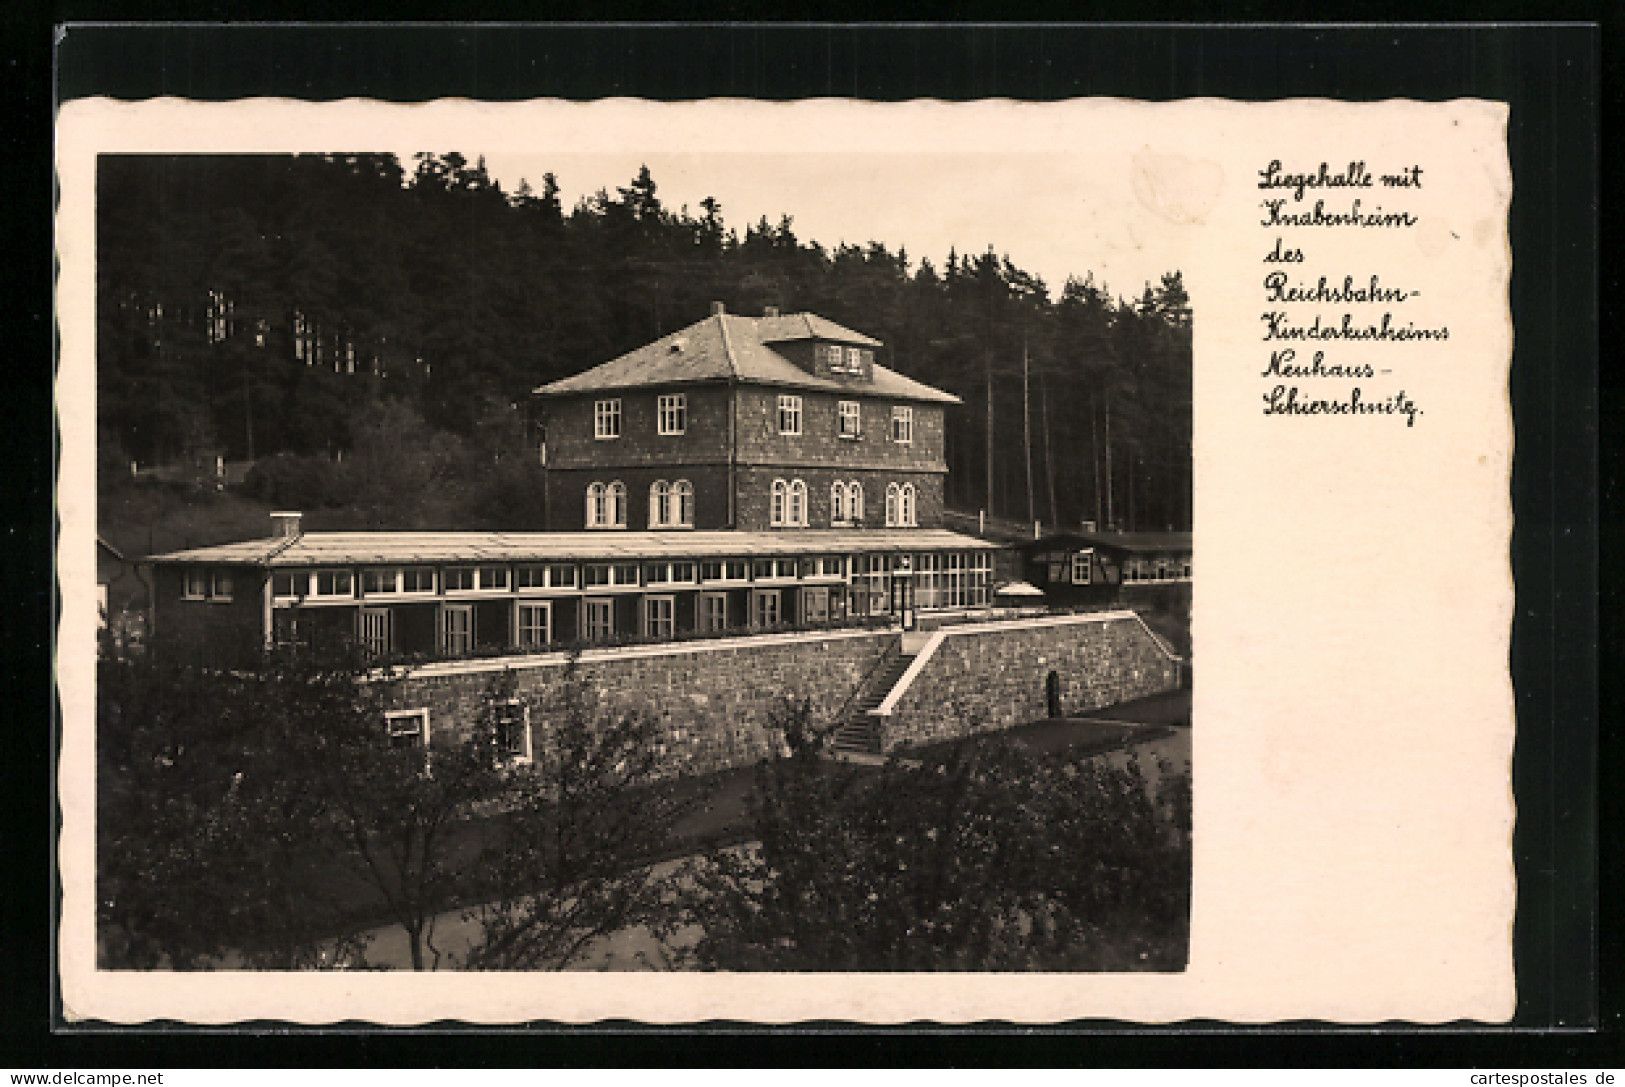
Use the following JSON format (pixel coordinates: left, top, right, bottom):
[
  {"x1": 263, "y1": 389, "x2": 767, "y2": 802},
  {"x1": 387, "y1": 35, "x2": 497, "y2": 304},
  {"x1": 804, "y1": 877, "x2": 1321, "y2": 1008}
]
[{"x1": 146, "y1": 515, "x2": 1002, "y2": 668}]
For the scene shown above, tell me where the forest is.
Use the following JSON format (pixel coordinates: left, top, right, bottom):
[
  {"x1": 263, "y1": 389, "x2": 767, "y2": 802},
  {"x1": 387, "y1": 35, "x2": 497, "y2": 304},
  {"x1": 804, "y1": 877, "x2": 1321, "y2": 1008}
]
[{"x1": 97, "y1": 152, "x2": 1192, "y2": 533}]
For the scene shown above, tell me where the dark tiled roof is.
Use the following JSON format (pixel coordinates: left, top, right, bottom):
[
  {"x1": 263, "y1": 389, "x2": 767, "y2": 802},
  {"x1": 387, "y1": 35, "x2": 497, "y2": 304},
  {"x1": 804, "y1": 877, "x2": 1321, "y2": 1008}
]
[
  {"x1": 534, "y1": 311, "x2": 958, "y2": 404},
  {"x1": 1028, "y1": 531, "x2": 1193, "y2": 553},
  {"x1": 148, "y1": 528, "x2": 1000, "y2": 567}
]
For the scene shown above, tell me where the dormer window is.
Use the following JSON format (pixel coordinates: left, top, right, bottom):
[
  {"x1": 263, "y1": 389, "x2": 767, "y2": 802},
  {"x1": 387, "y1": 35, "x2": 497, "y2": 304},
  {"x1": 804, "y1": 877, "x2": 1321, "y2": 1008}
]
[{"x1": 844, "y1": 346, "x2": 863, "y2": 372}]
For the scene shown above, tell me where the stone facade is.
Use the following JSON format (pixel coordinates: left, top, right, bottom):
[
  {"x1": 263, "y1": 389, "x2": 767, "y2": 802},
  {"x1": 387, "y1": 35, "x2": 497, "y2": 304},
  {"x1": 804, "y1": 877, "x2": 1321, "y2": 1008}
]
[
  {"x1": 729, "y1": 387, "x2": 946, "y2": 473},
  {"x1": 386, "y1": 628, "x2": 897, "y2": 779},
  {"x1": 879, "y1": 613, "x2": 1184, "y2": 751},
  {"x1": 541, "y1": 385, "x2": 947, "y2": 532},
  {"x1": 378, "y1": 613, "x2": 1184, "y2": 780}
]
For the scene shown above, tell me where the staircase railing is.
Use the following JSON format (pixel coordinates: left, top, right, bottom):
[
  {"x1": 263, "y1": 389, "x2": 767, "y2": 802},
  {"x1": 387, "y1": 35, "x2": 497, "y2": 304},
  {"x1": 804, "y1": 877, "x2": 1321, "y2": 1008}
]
[{"x1": 824, "y1": 631, "x2": 905, "y2": 740}]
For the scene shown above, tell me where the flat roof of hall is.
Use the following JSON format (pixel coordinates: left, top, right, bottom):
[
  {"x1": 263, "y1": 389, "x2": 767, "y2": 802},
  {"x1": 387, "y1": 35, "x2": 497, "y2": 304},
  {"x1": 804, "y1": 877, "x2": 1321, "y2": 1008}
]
[{"x1": 148, "y1": 528, "x2": 1001, "y2": 567}]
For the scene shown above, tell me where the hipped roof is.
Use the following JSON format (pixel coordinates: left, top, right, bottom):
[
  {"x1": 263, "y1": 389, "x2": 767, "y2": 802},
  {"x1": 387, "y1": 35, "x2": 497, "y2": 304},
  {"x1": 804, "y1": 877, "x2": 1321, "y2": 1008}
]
[{"x1": 534, "y1": 311, "x2": 960, "y2": 405}]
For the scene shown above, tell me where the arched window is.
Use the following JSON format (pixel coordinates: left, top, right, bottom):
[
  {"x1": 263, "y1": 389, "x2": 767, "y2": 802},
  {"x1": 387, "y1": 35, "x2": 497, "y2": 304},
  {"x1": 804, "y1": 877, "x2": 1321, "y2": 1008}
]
[
  {"x1": 900, "y1": 483, "x2": 917, "y2": 527},
  {"x1": 788, "y1": 480, "x2": 808, "y2": 526},
  {"x1": 848, "y1": 481, "x2": 864, "y2": 523},
  {"x1": 607, "y1": 481, "x2": 627, "y2": 527},
  {"x1": 830, "y1": 481, "x2": 847, "y2": 526},
  {"x1": 649, "y1": 480, "x2": 671, "y2": 528},
  {"x1": 885, "y1": 483, "x2": 901, "y2": 527},
  {"x1": 771, "y1": 479, "x2": 788, "y2": 527},
  {"x1": 586, "y1": 482, "x2": 607, "y2": 528},
  {"x1": 673, "y1": 480, "x2": 694, "y2": 527}
]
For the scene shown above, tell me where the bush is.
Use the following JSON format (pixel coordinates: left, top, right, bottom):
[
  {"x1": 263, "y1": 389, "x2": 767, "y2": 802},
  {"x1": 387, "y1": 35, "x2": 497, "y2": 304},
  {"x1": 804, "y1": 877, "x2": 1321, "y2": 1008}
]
[{"x1": 686, "y1": 734, "x2": 1191, "y2": 971}]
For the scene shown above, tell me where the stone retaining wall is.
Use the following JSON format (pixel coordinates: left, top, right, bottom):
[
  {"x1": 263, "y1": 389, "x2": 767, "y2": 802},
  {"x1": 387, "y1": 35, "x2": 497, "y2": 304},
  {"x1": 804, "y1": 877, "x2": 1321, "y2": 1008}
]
[
  {"x1": 390, "y1": 629, "x2": 895, "y2": 779},
  {"x1": 386, "y1": 612, "x2": 1184, "y2": 778},
  {"x1": 879, "y1": 613, "x2": 1184, "y2": 751}
]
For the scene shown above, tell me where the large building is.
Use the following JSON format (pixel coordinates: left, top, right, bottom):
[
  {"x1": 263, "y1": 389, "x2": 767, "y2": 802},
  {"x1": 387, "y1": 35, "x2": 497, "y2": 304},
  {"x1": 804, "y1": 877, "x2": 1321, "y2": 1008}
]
[
  {"x1": 535, "y1": 303, "x2": 957, "y2": 534},
  {"x1": 145, "y1": 306, "x2": 1006, "y2": 669}
]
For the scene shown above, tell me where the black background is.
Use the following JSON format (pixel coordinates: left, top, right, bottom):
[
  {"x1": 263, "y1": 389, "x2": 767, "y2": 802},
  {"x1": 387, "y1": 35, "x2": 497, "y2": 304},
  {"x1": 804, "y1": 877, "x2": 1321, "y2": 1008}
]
[{"x1": 8, "y1": 15, "x2": 1611, "y2": 1069}]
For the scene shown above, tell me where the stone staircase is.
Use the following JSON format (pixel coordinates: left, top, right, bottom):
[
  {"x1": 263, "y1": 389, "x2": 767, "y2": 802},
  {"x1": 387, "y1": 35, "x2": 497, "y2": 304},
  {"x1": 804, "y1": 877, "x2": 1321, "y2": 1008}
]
[{"x1": 828, "y1": 650, "x2": 917, "y2": 757}]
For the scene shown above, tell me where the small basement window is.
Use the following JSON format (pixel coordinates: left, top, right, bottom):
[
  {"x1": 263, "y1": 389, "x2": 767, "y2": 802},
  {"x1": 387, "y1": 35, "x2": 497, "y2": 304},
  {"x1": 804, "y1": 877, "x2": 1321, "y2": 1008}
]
[
  {"x1": 385, "y1": 708, "x2": 430, "y2": 750},
  {"x1": 494, "y1": 699, "x2": 531, "y2": 763}
]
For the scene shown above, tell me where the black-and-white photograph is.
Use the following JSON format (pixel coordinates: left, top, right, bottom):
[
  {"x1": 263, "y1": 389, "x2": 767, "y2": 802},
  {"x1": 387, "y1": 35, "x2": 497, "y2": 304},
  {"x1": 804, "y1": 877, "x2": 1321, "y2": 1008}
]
[{"x1": 91, "y1": 148, "x2": 1193, "y2": 973}]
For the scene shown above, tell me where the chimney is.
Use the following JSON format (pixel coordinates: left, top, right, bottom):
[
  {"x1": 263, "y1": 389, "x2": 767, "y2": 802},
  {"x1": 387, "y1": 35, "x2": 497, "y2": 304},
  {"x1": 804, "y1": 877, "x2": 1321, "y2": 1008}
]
[
  {"x1": 710, "y1": 301, "x2": 726, "y2": 316},
  {"x1": 270, "y1": 511, "x2": 303, "y2": 539},
  {"x1": 763, "y1": 305, "x2": 779, "y2": 318}
]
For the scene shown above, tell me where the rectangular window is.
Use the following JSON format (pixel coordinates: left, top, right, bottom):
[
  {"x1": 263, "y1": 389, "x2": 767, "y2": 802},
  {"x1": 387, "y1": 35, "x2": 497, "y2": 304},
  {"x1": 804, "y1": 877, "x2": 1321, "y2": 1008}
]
[
  {"x1": 209, "y1": 568, "x2": 234, "y2": 601},
  {"x1": 494, "y1": 699, "x2": 531, "y2": 762},
  {"x1": 700, "y1": 561, "x2": 723, "y2": 582},
  {"x1": 402, "y1": 567, "x2": 435, "y2": 594},
  {"x1": 751, "y1": 589, "x2": 781, "y2": 629},
  {"x1": 891, "y1": 405, "x2": 914, "y2": 444},
  {"x1": 700, "y1": 593, "x2": 729, "y2": 632},
  {"x1": 441, "y1": 605, "x2": 473, "y2": 655},
  {"x1": 594, "y1": 399, "x2": 622, "y2": 439},
  {"x1": 645, "y1": 595, "x2": 675, "y2": 640},
  {"x1": 314, "y1": 569, "x2": 354, "y2": 597},
  {"x1": 802, "y1": 586, "x2": 830, "y2": 624},
  {"x1": 671, "y1": 562, "x2": 694, "y2": 584},
  {"x1": 359, "y1": 607, "x2": 392, "y2": 657},
  {"x1": 657, "y1": 393, "x2": 686, "y2": 435},
  {"x1": 549, "y1": 564, "x2": 577, "y2": 588},
  {"x1": 1182, "y1": 559, "x2": 1193, "y2": 580},
  {"x1": 838, "y1": 401, "x2": 861, "y2": 439},
  {"x1": 183, "y1": 568, "x2": 208, "y2": 599},
  {"x1": 444, "y1": 566, "x2": 476, "y2": 592},
  {"x1": 778, "y1": 395, "x2": 802, "y2": 435},
  {"x1": 821, "y1": 343, "x2": 844, "y2": 372},
  {"x1": 515, "y1": 565, "x2": 547, "y2": 590},
  {"x1": 385, "y1": 708, "x2": 429, "y2": 750},
  {"x1": 752, "y1": 559, "x2": 773, "y2": 580},
  {"x1": 614, "y1": 564, "x2": 639, "y2": 586},
  {"x1": 478, "y1": 566, "x2": 509, "y2": 591},
  {"x1": 361, "y1": 568, "x2": 399, "y2": 595},
  {"x1": 1072, "y1": 550, "x2": 1094, "y2": 585},
  {"x1": 845, "y1": 346, "x2": 864, "y2": 372},
  {"x1": 645, "y1": 563, "x2": 670, "y2": 585},
  {"x1": 727, "y1": 560, "x2": 749, "y2": 581},
  {"x1": 517, "y1": 602, "x2": 550, "y2": 649},
  {"x1": 583, "y1": 564, "x2": 611, "y2": 588},
  {"x1": 271, "y1": 570, "x2": 301, "y2": 599},
  {"x1": 585, "y1": 598, "x2": 614, "y2": 641}
]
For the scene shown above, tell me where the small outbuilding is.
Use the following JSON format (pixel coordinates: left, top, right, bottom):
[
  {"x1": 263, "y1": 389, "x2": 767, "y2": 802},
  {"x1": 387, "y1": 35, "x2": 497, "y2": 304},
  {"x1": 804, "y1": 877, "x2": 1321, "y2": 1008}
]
[{"x1": 1018, "y1": 530, "x2": 1192, "y2": 606}]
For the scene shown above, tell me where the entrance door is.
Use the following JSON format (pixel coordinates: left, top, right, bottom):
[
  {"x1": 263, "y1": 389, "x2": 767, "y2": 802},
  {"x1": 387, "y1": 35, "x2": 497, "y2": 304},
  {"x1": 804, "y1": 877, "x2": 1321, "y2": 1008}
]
[
  {"x1": 441, "y1": 604, "x2": 473, "y2": 656},
  {"x1": 890, "y1": 567, "x2": 916, "y2": 629},
  {"x1": 752, "y1": 589, "x2": 781, "y2": 629},
  {"x1": 700, "y1": 592, "x2": 729, "y2": 633},
  {"x1": 801, "y1": 586, "x2": 830, "y2": 624},
  {"x1": 358, "y1": 607, "x2": 392, "y2": 659},
  {"x1": 516, "y1": 601, "x2": 551, "y2": 650}
]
